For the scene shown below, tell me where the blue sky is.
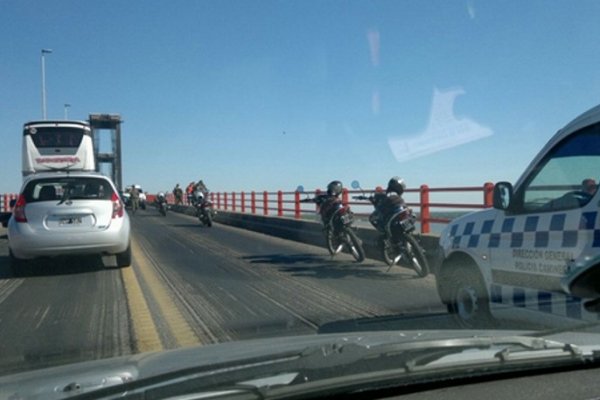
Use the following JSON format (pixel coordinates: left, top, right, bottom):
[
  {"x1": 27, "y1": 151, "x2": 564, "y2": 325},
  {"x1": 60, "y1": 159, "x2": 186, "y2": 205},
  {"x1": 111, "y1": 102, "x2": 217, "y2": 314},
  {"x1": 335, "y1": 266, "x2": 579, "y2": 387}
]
[{"x1": 3, "y1": 1, "x2": 600, "y2": 198}]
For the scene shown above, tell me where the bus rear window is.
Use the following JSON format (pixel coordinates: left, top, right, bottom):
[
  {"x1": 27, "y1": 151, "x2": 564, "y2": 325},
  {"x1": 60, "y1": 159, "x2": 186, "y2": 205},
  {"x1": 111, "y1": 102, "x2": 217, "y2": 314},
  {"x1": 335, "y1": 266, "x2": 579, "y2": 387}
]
[{"x1": 26, "y1": 127, "x2": 84, "y2": 148}]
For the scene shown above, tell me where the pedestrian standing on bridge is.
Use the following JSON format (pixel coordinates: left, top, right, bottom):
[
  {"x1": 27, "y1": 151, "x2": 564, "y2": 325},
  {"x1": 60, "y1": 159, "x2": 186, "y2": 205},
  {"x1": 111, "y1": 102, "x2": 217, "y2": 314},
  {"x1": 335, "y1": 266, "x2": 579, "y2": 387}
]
[
  {"x1": 173, "y1": 183, "x2": 183, "y2": 205},
  {"x1": 130, "y1": 185, "x2": 140, "y2": 214},
  {"x1": 186, "y1": 182, "x2": 195, "y2": 205}
]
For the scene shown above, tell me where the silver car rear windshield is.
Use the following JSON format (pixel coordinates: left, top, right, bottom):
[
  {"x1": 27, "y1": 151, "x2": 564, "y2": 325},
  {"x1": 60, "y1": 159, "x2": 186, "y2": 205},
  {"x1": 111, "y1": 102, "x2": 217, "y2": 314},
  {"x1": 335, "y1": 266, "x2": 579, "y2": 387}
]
[{"x1": 23, "y1": 177, "x2": 115, "y2": 203}]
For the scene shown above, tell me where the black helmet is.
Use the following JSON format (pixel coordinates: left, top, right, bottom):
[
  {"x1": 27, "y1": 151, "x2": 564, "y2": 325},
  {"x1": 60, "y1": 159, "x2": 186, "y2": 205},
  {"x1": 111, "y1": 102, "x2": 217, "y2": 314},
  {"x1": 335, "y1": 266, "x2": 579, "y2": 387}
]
[
  {"x1": 326, "y1": 180, "x2": 343, "y2": 196},
  {"x1": 386, "y1": 176, "x2": 406, "y2": 195}
]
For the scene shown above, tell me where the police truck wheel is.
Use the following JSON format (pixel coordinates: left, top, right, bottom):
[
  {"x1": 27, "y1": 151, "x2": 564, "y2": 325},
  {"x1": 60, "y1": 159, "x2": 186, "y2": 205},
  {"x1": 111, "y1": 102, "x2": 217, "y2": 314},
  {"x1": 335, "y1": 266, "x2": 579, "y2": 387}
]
[{"x1": 446, "y1": 266, "x2": 494, "y2": 328}]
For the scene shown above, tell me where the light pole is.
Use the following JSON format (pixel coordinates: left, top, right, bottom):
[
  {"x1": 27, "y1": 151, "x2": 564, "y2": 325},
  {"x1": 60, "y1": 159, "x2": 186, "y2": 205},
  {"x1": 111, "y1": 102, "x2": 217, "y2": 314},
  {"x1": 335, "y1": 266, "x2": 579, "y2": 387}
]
[
  {"x1": 41, "y1": 49, "x2": 52, "y2": 120},
  {"x1": 64, "y1": 103, "x2": 71, "y2": 119}
]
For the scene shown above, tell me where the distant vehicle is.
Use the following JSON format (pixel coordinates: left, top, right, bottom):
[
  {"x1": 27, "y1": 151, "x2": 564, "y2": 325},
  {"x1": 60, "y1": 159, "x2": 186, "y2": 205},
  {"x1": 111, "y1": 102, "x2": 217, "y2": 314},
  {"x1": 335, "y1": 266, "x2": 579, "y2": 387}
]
[
  {"x1": 21, "y1": 120, "x2": 95, "y2": 176},
  {"x1": 7, "y1": 171, "x2": 131, "y2": 275},
  {"x1": 437, "y1": 104, "x2": 600, "y2": 328}
]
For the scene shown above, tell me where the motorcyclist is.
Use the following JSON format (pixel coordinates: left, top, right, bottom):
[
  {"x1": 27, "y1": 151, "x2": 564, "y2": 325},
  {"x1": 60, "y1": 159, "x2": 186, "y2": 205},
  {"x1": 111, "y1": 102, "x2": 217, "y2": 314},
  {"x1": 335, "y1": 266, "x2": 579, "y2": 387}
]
[
  {"x1": 302, "y1": 180, "x2": 344, "y2": 223},
  {"x1": 156, "y1": 191, "x2": 167, "y2": 213},
  {"x1": 193, "y1": 190, "x2": 205, "y2": 206},
  {"x1": 369, "y1": 177, "x2": 407, "y2": 232},
  {"x1": 195, "y1": 180, "x2": 208, "y2": 196}
]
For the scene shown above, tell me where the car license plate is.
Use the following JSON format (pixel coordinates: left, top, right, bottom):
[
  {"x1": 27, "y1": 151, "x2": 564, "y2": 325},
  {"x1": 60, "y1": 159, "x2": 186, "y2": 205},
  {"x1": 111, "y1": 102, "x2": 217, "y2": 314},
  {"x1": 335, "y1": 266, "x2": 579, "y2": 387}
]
[{"x1": 59, "y1": 216, "x2": 82, "y2": 225}]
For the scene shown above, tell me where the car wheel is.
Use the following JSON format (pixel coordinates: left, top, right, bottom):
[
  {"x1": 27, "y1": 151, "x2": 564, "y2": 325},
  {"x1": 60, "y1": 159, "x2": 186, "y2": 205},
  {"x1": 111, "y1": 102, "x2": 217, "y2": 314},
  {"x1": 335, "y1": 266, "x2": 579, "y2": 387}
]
[
  {"x1": 9, "y1": 249, "x2": 32, "y2": 277},
  {"x1": 116, "y1": 244, "x2": 132, "y2": 268},
  {"x1": 446, "y1": 266, "x2": 495, "y2": 328}
]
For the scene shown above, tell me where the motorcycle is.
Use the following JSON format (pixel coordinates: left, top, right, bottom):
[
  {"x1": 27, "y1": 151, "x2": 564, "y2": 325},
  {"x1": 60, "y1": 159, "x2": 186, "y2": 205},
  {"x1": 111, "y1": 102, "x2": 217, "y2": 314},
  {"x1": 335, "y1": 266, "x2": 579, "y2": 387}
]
[
  {"x1": 298, "y1": 186, "x2": 365, "y2": 262},
  {"x1": 351, "y1": 180, "x2": 429, "y2": 277},
  {"x1": 193, "y1": 191, "x2": 214, "y2": 227},
  {"x1": 156, "y1": 192, "x2": 168, "y2": 217}
]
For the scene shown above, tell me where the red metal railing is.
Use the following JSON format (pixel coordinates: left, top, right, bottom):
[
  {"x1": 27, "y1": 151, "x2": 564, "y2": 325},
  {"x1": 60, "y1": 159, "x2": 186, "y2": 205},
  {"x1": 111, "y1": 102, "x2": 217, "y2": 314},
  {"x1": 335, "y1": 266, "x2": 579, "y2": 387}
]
[
  {"x1": 193, "y1": 183, "x2": 495, "y2": 234},
  {"x1": 1, "y1": 183, "x2": 494, "y2": 234},
  {"x1": 1, "y1": 194, "x2": 18, "y2": 213}
]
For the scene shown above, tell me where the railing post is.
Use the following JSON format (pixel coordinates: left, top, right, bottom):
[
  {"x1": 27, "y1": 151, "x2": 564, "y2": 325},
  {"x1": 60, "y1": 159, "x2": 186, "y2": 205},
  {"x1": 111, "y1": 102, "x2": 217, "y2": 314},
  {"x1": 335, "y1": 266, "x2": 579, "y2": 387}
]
[
  {"x1": 484, "y1": 182, "x2": 494, "y2": 208},
  {"x1": 217, "y1": 192, "x2": 221, "y2": 210},
  {"x1": 294, "y1": 191, "x2": 301, "y2": 219},
  {"x1": 263, "y1": 191, "x2": 269, "y2": 215},
  {"x1": 342, "y1": 188, "x2": 349, "y2": 206},
  {"x1": 277, "y1": 191, "x2": 283, "y2": 217},
  {"x1": 420, "y1": 184, "x2": 430, "y2": 234},
  {"x1": 224, "y1": 192, "x2": 228, "y2": 211},
  {"x1": 315, "y1": 189, "x2": 321, "y2": 213},
  {"x1": 251, "y1": 191, "x2": 256, "y2": 214},
  {"x1": 241, "y1": 192, "x2": 246, "y2": 213},
  {"x1": 232, "y1": 192, "x2": 236, "y2": 212}
]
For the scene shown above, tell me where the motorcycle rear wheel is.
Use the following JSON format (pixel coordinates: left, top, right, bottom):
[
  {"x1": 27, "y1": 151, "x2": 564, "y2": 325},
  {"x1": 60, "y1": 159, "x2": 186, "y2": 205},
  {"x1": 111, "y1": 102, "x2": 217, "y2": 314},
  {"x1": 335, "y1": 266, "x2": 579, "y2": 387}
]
[
  {"x1": 404, "y1": 235, "x2": 429, "y2": 277},
  {"x1": 382, "y1": 237, "x2": 401, "y2": 267},
  {"x1": 205, "y1": 210, "x2": 213, "y2": 227},
  {"x1": 325, "y1": 228, "x2": 343, "y2": 256},
  {"x1": 345, "y1": 229, "x2": 365, "y2": 262}
]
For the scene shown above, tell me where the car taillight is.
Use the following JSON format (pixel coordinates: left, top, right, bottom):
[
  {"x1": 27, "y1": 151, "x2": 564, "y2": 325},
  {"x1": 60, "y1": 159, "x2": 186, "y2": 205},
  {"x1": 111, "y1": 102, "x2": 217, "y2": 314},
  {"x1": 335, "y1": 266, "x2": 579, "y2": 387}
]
[
  {"x1": 13, "y1": 195, "x2": 27, "y2": 223},
  {"x1": 111, "y1": 193, "x2": 124, "y2": 218}
]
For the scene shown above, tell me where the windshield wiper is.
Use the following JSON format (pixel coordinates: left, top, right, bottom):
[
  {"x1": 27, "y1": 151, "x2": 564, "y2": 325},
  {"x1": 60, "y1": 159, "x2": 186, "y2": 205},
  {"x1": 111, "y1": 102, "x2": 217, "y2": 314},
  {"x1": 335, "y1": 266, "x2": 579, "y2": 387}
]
[{"x1": 68, "y1": 335, "x2": 595, "y2": 400}]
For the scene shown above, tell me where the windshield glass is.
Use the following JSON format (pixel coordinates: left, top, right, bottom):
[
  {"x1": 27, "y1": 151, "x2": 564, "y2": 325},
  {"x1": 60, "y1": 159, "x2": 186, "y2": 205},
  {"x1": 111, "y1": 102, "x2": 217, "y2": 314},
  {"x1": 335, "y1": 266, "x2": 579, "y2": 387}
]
[
  {"x1": 4, "y1": 1, "x2": 600, "y2": 398},
  {"x1": 520, "y1": 124, "x2": 600, "y2": 212}
]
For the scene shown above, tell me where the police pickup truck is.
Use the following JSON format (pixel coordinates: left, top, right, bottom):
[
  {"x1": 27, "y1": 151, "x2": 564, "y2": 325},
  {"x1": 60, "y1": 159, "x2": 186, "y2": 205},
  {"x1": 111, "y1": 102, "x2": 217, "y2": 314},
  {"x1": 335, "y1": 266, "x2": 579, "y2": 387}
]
[{"x1": 436, "y1": 104, "x2": 600, "y2": 328}]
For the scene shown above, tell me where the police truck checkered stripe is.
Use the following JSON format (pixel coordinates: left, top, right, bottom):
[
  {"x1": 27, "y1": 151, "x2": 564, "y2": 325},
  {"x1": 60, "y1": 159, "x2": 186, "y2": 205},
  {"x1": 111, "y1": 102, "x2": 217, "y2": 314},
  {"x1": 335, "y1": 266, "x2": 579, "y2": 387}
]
[
  {"x1": 489, "y1": 284, "x2": 600, "y2": 321},
  {"x1": 447, "y1": 210, "x2": 600, "y2": 321},
  {"x1": 449, "y1": 211, "x2": 599, "y2": 250}
]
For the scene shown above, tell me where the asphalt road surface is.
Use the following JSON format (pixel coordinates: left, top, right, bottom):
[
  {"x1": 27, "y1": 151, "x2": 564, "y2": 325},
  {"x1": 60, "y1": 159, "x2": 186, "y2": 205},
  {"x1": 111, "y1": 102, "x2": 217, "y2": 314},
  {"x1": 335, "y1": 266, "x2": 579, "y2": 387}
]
[{"x1": 0, "y1": 207, "x2": 460, "y2": 376}]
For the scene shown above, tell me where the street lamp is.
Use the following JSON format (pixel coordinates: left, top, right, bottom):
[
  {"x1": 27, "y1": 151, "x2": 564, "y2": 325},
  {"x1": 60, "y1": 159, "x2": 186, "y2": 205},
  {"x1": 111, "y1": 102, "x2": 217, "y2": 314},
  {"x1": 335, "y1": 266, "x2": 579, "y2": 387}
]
[
  {"x1": 41, "y1": 48, "x2": 53, "y2": 120},
  {"x1": 64, "y1": 103, "x2": 71, "y2": 119}
]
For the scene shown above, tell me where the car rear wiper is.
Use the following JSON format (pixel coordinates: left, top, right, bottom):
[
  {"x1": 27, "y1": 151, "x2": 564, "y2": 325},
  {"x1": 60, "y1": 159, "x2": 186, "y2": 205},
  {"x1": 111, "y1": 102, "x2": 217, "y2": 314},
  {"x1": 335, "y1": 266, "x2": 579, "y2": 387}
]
[{"x1": 57, "y1": 186, "x2": 73, "y2": 205}]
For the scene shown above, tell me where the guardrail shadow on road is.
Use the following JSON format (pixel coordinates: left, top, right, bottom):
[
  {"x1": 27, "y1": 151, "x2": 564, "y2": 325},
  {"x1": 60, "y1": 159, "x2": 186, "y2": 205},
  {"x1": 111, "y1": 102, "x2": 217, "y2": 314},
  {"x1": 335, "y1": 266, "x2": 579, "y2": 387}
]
[
  {"x1": 214, "y1": 210, "x2": 440, "y2": 272},
  {"x1": 168, "y1": 206, "x2": 441, "y2": 274},
  {"x1": 242, "y1": 253, "x2": 424, "y2": 281}
]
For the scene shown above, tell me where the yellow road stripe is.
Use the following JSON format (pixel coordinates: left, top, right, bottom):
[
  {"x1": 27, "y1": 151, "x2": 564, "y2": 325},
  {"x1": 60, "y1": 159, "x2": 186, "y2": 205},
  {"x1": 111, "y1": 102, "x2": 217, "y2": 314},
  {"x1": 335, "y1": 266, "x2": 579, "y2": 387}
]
[
  {"x1": 131, "y1": 238, "x2": 200, "y2": 348},
  {"x1": 121, "y1": 264, "x2": 164, "y2": 353}
]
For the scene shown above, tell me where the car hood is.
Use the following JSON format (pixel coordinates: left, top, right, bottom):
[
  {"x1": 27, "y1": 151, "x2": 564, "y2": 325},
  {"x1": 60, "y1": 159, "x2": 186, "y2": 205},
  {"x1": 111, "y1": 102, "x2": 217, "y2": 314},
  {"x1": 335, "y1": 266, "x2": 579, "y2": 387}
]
[{"x1": 3, "y1": 329, "x2": 600, "y2": 399}]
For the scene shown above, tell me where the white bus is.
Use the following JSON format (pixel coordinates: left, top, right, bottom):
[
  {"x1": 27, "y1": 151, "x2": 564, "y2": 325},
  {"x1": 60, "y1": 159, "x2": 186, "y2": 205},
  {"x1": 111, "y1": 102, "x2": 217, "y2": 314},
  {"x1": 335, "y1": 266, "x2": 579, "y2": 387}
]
[{"x1": 22, "y1": 120, "x2": 96, "y2": 176}]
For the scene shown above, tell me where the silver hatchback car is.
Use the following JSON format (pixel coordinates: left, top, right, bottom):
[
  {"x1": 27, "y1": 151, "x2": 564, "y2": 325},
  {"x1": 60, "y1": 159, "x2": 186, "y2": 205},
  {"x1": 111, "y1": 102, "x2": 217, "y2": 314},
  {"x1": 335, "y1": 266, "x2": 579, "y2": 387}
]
[{"x1": 8, "y1": 172, "x2": 131, "y2": 272}]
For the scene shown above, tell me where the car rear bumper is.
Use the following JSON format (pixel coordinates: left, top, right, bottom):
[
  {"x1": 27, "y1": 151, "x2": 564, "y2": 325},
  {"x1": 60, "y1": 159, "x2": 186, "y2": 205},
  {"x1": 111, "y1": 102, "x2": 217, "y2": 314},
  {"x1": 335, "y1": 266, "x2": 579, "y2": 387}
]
[{"x1": 8, "y1": 219, "x2": 130, "y2": 259}]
